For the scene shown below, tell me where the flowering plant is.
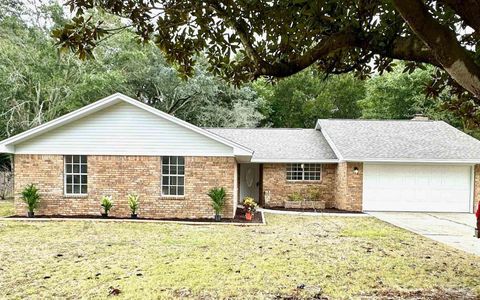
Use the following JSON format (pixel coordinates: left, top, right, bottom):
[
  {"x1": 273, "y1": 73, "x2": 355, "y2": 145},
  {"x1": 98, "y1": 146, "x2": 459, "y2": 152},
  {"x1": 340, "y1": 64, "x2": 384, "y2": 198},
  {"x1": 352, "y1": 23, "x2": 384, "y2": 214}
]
[
  {"x1": 476, "y1": 201, "x2": 480, "y2": 220},
  {"x1": 243, "y1": 197, "x2": 257, "y2": 213},
  {"x1": 476, "y1": 202, "x2": 480, "y2": 238}
]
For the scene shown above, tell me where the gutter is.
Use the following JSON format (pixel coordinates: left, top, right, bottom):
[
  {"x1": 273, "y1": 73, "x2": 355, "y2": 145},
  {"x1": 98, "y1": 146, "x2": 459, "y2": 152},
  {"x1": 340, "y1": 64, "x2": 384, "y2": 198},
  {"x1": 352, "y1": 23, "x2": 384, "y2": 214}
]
[
  {"x1": 344, "y1": 158, "x2": 480, "y2": 165},
  {"x1": 250, "y1": 158, "x2": 339, "y2": 163}
]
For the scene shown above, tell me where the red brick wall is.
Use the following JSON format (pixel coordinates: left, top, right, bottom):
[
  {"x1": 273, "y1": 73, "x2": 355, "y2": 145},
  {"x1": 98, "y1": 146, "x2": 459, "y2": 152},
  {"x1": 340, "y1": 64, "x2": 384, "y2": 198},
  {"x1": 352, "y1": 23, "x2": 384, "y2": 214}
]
[
  {"x1": 474, "y1": 165, "x2": 480, "y2": 213},
  {"x1": 13, "y1": 155, "x2": 236, "y2": 219},
  {"x1": 334, "y1": 162, "x2": 347, "y2": 210},
  {"x1": 262, "y1": 163, "x2": 336, "y2": 208},
  {"x1": 334, "y1": 162, "x2": 363, "y2": 212}
]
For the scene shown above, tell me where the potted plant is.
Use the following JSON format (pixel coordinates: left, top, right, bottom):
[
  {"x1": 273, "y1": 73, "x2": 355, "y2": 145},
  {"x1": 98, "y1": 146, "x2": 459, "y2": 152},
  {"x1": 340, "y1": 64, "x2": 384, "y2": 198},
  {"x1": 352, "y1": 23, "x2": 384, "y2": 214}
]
[
  {"x1": 243, "y1": 197, "x2": 257, "y2": 221},
  {"x1": 21, "y1": 184, "x2": 40, "y2": 217},
  {"x1": 475, "y1": 201, "x2": 480, "y2": 238},
  {"x1": 128, "y1": 193, "x2": 139, "y2": 219},
  {"x1": 100, "y1": 195, "x2": 113, "y2": 218},
  {"x1": 208, "y1": 187, "x2": 226, "y2": 221}
]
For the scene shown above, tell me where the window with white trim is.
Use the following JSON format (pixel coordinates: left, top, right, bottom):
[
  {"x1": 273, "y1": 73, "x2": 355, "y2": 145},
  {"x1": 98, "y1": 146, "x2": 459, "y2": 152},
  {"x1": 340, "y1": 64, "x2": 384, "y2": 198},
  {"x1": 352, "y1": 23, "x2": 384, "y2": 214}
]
[
  {"x1": 65, "y1": 155, "x2": 87, "y2": 195},
  {"x1": 286, "y1": 163, "x2": 321, "y2": 181},
  {"x1": 161, "y1": 156, "x2": 185, "y2": 196}
]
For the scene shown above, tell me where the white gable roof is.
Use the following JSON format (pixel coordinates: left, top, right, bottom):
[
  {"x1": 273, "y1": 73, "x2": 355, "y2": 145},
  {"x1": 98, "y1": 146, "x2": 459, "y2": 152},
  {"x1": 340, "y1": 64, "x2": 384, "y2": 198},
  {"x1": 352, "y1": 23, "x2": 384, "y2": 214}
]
[{"x1": 0, "y1": 93, "x2": 253, "y2": 157}]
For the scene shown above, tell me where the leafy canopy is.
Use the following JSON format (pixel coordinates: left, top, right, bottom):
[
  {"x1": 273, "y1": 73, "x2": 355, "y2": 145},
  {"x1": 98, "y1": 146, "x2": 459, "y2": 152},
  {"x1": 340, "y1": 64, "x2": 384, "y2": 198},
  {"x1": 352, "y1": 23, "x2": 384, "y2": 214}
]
[
  {"x1": 3, "y1": 0, "x2": 480, "y2": 144},
  {"x1": 0, "y1": 1, "x2": 264, "y2": 140},
  {"x1": 53, "y1": 0, "x2": 480, "y2": 116},
  {"x1": 255, "y1": 69, "x2": 364, "y2": 127}
]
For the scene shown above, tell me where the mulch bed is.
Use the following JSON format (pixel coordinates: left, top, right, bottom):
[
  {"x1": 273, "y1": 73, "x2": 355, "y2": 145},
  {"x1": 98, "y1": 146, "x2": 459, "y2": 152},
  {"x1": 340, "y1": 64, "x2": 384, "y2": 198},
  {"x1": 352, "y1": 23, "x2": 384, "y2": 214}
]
[
  {"x1": 8, "y1": 209, "x2": 264, "y2": 224},
  {"x1": 265, "y1": 207, "x2": 364, "y2": 214},
  {"x1": 234, "y1": 208, "x2": 263, "y2": 223}
]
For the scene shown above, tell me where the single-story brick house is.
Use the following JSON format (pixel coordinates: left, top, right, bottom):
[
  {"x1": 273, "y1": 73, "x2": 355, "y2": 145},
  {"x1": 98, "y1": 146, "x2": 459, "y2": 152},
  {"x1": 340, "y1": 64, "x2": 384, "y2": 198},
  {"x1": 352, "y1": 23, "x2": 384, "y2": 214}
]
[{"x1": 1, "y1": 93, "x2": 480, "y2": 218}]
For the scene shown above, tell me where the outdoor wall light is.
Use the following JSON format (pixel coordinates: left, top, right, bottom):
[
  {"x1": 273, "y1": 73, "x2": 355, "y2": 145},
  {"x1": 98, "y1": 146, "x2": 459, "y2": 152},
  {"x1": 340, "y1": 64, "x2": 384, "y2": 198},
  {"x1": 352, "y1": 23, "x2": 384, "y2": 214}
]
[{"x1": 353, "y1": 167, "x2": 359, "y2": 175}]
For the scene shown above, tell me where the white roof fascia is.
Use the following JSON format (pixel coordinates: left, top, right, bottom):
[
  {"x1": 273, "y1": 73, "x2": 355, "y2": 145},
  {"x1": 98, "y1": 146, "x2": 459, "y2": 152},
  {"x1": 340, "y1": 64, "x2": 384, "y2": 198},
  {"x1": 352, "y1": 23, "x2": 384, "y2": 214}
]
[
  {"x1": 250, "y1": 158, "x2": 339, "y2": 163},
  {"x1": 348, "y1": 158, "x2": 480, "y2": 165},
  {"x1": 314, "y1": 121, "x2": 344, "y2": 161}
]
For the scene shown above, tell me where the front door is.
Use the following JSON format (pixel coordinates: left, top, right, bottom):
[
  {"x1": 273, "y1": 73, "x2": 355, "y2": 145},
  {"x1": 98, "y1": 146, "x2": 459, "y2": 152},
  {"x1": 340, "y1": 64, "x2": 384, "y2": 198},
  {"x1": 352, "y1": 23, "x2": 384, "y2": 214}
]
[{"x1": 239, "y1": 163, "x2": 260, "y2": 204}]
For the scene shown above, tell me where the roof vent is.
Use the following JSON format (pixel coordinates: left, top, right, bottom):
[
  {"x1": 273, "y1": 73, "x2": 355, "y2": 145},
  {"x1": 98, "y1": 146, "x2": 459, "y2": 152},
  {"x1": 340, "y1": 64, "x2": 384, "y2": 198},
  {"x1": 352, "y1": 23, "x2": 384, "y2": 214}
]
[{"x1": 411, "y1": 114, "x2": 429, "y2": 121}]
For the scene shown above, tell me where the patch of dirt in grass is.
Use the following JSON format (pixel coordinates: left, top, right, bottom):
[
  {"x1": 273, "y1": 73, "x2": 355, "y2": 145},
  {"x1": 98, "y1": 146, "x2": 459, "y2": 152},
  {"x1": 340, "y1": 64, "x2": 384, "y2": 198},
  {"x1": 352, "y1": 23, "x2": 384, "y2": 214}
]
[{"x1": 360, "y1": 288, "x2": 478, "y2": 299}]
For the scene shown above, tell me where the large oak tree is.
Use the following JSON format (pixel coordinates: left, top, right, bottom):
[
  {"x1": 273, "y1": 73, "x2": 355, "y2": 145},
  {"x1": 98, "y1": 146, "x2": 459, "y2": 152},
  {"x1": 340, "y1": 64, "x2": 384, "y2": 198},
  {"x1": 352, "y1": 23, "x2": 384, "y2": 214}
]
[{"x1": 54, "y1": 0, "x2": 480, "y2": 122}]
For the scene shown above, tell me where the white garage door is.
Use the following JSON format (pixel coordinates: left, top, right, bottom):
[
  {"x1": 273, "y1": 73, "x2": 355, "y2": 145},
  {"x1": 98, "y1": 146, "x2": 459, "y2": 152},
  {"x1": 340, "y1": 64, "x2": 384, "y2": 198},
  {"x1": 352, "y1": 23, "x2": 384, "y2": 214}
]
[{"x1": 363, "y1": 164, "x2": 472, "y2": 212}]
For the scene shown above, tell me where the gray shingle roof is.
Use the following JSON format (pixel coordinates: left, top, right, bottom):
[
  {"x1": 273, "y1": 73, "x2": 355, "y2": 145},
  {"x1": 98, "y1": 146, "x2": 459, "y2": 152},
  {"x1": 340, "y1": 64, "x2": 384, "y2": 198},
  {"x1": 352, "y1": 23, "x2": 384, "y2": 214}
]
[
  {"x1": 316, "y1": 119, "x2": 480, "y2": 161},
  {"x1": 206, "y1": 128, "x2": 337, "y2": 162}
]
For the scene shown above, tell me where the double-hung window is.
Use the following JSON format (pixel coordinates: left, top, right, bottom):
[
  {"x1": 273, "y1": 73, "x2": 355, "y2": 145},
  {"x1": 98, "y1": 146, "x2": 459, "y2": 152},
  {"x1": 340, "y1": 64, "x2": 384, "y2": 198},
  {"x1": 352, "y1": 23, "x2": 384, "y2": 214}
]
[
  {"x1": 286, "y1": 163, "x2": 321, "y2": 181},
  {"x1": 161, "y1": 156, "x2": 185, "y2": 196},
  {"x1": 65, "y1": 155, "x2": 87, "y2": 195}
]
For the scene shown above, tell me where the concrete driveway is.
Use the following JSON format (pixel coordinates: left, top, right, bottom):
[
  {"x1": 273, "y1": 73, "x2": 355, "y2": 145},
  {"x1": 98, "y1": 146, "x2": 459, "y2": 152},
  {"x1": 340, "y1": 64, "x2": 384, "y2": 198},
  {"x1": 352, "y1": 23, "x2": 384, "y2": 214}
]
[{"x1": 368, "y1": 212, "x2": 480, "y2": 255}]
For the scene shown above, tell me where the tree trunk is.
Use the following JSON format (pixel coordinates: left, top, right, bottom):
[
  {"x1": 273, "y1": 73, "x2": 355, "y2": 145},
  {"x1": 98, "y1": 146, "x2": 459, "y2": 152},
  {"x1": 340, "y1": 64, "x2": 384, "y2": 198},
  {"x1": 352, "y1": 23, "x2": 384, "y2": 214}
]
[{"x1": 393, "y1": 0, "x2": 480, "y2": 99}]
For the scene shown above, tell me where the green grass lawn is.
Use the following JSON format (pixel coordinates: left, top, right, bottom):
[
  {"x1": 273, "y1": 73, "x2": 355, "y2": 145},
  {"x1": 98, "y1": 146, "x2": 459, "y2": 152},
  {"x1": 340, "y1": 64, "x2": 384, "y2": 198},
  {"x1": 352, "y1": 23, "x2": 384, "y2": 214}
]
[
  {"x1": 0, "y1": 199, "x2": 14, "y2": 217},
  {"x1": 0, "y1": 214, "x2": 479, "y2": 299}
]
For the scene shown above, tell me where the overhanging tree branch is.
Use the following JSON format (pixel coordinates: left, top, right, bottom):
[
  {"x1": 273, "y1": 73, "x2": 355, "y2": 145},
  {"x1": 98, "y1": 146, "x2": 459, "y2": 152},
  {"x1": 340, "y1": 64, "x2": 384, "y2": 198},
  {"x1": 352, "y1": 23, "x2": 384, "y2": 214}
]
[
  {"x1": 440, "y1": 0, "x2": 480, "y2": 33},
  {"x1": 250, "y1": 32, "x2": 438, "y2": 78},
  {"x1": 393, "y1": 0, "x2": 480, "y2": 98},
  {"x1": 256, "y1": 31, "x2": 359, "y2": 78},
  {"x1": 207, "y1": 2, "x2": 268, "y2": 69},
  {"x1": 54, "y1": 0, "x2": 480, "y2": 101}
]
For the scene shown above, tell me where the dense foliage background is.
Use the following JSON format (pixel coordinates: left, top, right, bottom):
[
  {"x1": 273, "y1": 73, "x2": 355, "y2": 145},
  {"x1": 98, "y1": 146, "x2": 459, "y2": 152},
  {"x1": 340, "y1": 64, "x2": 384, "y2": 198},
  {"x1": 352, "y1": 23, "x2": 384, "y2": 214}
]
[{"x1": 0, "y1": 0, "x2": 478, "y2": 141}]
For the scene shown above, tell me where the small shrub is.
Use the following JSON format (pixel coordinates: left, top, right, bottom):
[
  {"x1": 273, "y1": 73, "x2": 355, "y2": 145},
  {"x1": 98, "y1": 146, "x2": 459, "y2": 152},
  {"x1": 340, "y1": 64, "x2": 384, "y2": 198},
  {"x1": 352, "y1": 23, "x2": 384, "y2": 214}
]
[
  {"x1": 243, "y1": 197, "x2": 257, "y2": 212},
  {"x1": 208, "y1": 187, "x2": 226, "y2": 215},
  {"x1": 100, "y1": 195, "x2": 113, "y2": 215},
  {"x1": 306, "y1": 187, "x2": 320, "y2": 201},
  {"x1": 21, "y1": 184, "x2": 40, "y2": 213},
  {"x1": 287, "y1": 192, "x2": 303, "y2": 202},
  {"x1": 128, "y1": 193, "x2": 139, "y2": 214}
]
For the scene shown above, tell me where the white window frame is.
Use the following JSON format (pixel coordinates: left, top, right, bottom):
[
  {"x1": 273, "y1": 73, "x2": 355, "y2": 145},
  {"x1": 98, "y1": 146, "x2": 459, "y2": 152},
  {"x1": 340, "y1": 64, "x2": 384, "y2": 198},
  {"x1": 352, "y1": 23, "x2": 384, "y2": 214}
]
[
  {"x1": 286, "y1": 163, "x2": 322, "y2": 182},
  {"x1": 64, "y1": 155, "x2": 88, "y2": 196},
  {"x1": 161, "y1": 156, "x2": 185, "y2": 197}
]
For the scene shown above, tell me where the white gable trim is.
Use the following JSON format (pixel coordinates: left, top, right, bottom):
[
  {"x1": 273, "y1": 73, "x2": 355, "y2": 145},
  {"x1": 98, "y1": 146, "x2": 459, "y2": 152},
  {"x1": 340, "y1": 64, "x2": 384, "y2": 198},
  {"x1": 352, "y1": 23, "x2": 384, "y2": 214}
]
[
  {"x1": 0, "y1": 93, "x2": 253, "y2": 156},
  {"x1": 314, "y1": 121, "x2": 344, "y2": 160}
]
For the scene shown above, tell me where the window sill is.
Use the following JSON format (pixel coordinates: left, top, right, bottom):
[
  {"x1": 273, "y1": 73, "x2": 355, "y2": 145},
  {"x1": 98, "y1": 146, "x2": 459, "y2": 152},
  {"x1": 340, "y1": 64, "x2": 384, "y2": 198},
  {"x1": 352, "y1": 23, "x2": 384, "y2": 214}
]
[
  {"x1": 286, "y1": 180, "x2": 322, "y2": 183},
  {"x1": 160, "y1": 195, "x2": 185, "y2": 200},
  {"x1": 63, "y1": 194, "x2": 89, "y2": 198}
]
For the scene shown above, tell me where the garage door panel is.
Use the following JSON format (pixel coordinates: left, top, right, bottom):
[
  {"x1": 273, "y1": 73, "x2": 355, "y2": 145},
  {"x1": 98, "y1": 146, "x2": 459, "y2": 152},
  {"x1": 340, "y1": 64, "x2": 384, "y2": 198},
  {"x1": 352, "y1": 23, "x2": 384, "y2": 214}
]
[{"x1": 363, "y1": 164, "x2": 471, "y2": 212}]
